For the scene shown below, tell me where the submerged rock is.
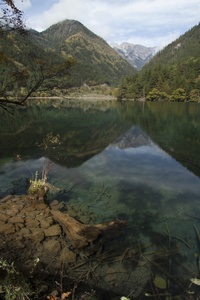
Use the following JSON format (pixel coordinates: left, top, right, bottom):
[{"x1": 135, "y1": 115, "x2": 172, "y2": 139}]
[
  {"x1": 153, "y1": 276, "x2": 167, "y2": 289},
  {"x1": 43, "y1": 239, "x2": 61, "y2": 254},
  {"x1": 0, "y1": 223, "x2": 15, "y2": 234},
  {"x1": 44, "y1": 224, "x2": 61, "y2": 237},
  {"x1": 60, "y1": 247, "x2": 76, "y2": 264}
]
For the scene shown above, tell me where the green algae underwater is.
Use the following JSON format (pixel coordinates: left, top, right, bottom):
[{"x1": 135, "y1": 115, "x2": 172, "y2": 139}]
[{"x1": 1, "y1": 99, "x2": 200, "y2": 298}]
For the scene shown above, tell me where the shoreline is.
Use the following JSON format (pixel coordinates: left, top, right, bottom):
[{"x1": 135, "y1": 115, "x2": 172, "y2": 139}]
[{"x1": 28, "y1": 94, "x2": 117, "y2": 101}]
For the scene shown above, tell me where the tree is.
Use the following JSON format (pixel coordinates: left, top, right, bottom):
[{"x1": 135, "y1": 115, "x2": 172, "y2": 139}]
[
  {"x1": 189, "y1": 89, "x2": 199, "y2": 102},
  {"x1": 0, "y1": 0, "x2": 25, "y2": 34},
  {"x1": 170, "y1": 88, "x2": 187, "y2": 102},
  {"x1": 0, "y1": 1, "x2": 76, "y2": 112},
  {"x1": 0, "y1": 49, "x2": 76, "y2": 111},
  {"x1": 116, "y1": 76, "x2": 128, "y2": 100},
  {"x1": 146, "y1": 88, "x2": 161, "y2": 101}
]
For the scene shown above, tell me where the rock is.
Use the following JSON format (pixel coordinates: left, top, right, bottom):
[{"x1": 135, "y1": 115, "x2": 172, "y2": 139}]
[
  {"x1": 6, "y1": 207, "x2": 19, "y2": 216},
  {"x1": 8, "y1": 216, "x2": 24, "y2": 223},
  {"x1": 15, "y1": 223, "x2": 24, "y2": 232},
  {"x1": 71, "y1": 203, "x2": 79, "y2": 212},
  {"x1": 50, "y1": 205, "x2": 60, "y2": 211},
  {"x1": 0, "y1": 223, "x2": 15, "y2": 234},
  {"x1": 79, "y1": 215, "x2": 91, "y2": 224},
  {"x1": 30, "y1": 229, "x2": 45, "y2": 243},
  {"x1": 43, "y1": 239, "x2": 61, "y2": 254},
  {"x1": 80, "y1": 204, "x2": 89, "y2": 214},
  {"x1": 105, "y1": 268, "x2": 117, "y2": 282},
  {"x1": 60, "y1": 247, "x2": 76, "y2": 263},
  {"x1": 23, "y1": 208, "x2": 37, "y2": 217},
  {"x1": 38, "y1": 285, "x2": 49, "y2": 294},
  {"x1": 50, "y1": 200, "x2": 59, "y2": 207},
  {"x1": 39, "y1": 217, "x2": 53, "y2": 229},
  {"x1": 67, "y1": 210, "x2": 77, "y2": 218},
  {"x1": 17, "y1": 227, "x2": 31, "y2": 237},
  {"x1": 153, "y1": 276, "x2": 166, "y2": 289},
  {"x1": 26, "y1": 218, "x2": 40, "y2": 228},
  {"x1": 0, "y1": 212, "x2": 9, "y2": 222},
  {"x1": 34, "y1": 203, "x2": 48, "y2": 210},
  {"x1": 0, "y1": 195, "x2": 13, "y2": 202},
  {"x1": 59, "y1": 203, "x2": 65, "y2": 210},
  {"x1": 0, "y1": 221, "x2": 5, "y2": 227},
  {"x1": 44, "y1": 224, "x2": 61, "y2": 237},
  {"x1": 90, "y1": 213, "x2": 97, "y2": 222},
  {"x1": 50, "y1": 290, "x2": 59, "y2": 297}
]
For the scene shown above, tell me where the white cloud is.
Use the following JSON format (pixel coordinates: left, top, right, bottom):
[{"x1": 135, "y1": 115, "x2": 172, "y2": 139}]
[
  {"x1": 25, "y1": 0, "x2": 200, "y2": 48},
  {"x1": 15, "y1": 0, "x2": 31, "y2": 10}
]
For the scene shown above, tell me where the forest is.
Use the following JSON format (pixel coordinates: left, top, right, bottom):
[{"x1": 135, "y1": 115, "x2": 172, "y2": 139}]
[{"x1": 116, "y1": 23, "x2": 200, "y2": 102}]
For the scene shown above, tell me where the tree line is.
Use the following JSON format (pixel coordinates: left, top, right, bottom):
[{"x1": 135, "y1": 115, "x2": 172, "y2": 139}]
[
  {"x1": 117, "y1": 57, "x2": 200, "y2": 102},
  {"x1": 117, "y1": 23, "x2": 200, "y2": 102}
]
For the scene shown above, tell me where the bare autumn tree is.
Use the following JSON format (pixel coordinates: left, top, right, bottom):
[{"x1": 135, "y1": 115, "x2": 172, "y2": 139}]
[
  {"x1": 0, "y1": 0, "x2": 76, "y2": 112},
  {"x1": 0, "y1": 0, "x2": 25, "y2": 34},
  {"x1": 0, "y1": 51, "x2": 76, "y2": 112}
]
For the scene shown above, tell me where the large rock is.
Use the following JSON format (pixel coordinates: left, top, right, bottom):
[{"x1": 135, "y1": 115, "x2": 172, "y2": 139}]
[
  {"x1": 26, "y1": 218, "x2": 40, "y2": 228},
  {"x1": 16, "y1": 227, "x2": 31, "y2": 239},
  {"x1": 8, "y1": 216, "x2": 24, "y2": 223},
  {"x1": 5, "y1": 206, "x2": 19, "y2": 216},
  {"x1": 0, "y1": 212, "x2": 10, "y2": 222},
  {"x1": 39, "y1": 216, "x2": 54, "y2": 229},
  {"x1": 43, "y1": 239, "x2": 61, "y2": 254},
  {"x1": 60, "y1": 247, "x2": 76, "y2": 264},
  {"x1": 105, "y1": 268, "x2": 117, "y2": 282},
  {"x1": 44, "y1": 224, "x2": 61, "y2": 237},
  {"x1": 30, "y1": 229, "x2": 45, "y2": 243},
  {"x1": 0, "y1": 223, "x2": 15, "y2": 234}
]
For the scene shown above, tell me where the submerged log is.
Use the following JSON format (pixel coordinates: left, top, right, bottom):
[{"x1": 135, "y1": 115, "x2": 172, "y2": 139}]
[
  {"x1": 51, "y1": 210, "x2": 127, "y2": 249},
  {"x1": 27, "y1": 186, "x2": 127, "y2": 249}
]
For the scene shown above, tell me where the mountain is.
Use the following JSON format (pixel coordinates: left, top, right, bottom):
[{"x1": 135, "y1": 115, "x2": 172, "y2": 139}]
[
  {"x1": 111, "y1": 42, "x2": 157, "y2": 70},
  {"x1": 144, "y1": 23, "x2": 200, "y2": 69},
  {"x1": 29, "y1": 20, "x2": 136, "y2": 86},
  {"x1": 108, "y1": 125, "x2": 154, "y2": 149},
  {"x1": 117, "y1": 23, "x2": 200, "y2": 102}
]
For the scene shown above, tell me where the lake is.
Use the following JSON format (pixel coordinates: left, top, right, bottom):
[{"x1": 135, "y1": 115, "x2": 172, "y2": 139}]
[{"x1": 1, "y1": 99, "x2": 200, "y2": 297}]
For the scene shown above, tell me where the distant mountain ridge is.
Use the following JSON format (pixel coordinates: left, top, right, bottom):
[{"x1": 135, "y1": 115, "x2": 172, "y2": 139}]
[
  {"x1": 111, "y1": 42, "x2": 157, "y2": 70},
  {"x1": 29, "y1": 20, "x2": 136, "y2": 86}
]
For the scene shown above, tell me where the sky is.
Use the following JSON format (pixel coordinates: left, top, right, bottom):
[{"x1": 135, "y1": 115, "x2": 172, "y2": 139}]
[{"x1": 15, "y1": 0, "x2": 200, "y2": 49}]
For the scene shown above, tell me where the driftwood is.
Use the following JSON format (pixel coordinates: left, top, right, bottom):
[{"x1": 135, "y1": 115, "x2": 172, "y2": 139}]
[{"x1": 51, "y1": 210, "x2": 127, "y2": 249}]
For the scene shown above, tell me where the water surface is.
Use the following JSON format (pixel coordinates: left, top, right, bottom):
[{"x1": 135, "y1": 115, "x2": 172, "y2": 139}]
[{"x1": 1, "y1": 99, "x2": 200, "y2": 295}]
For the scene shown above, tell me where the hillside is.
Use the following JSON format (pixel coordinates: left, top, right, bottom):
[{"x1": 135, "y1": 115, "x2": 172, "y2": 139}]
[
  {"x1": 145, "y1": 23, "x2": 200, "y2": 68},
  {"x1": 117, "y1": 23, "x2": 200, "y2": 102},
  {"x1": 1, "y1": 26, "x2": 80, "y2": 104},
  {"x1": 111, "y1": 42, "x2": 157, "y2": 70},
  {"x1": 0, "y1": 19, "x2": 136, "y2": 104},
  {"x1": 29, "y1": 20, "x2": 136, "y2": 86}
]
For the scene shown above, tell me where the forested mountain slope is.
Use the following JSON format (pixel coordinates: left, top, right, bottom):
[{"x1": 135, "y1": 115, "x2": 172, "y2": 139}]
[
  {"x1": 29, "y1": 20, "x2": 136, "y2": 86},
  {"x1": 0, "y1": 28, "x2": 71, "y2": 101},
  {"x1": 117, "y1": 23, "x2": 200, "y2": 102},
  {"x1": 145, "y1": 23, "x2": 200, "y2": 68},
  {"x1": 0, "y1": 19, "x2": 136, "y2": 102}
]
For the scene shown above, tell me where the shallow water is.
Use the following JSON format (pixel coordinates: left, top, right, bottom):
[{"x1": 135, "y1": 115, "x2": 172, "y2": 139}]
[{"x1": 1, "y1": 99, "x2": 200, "y2": 296}]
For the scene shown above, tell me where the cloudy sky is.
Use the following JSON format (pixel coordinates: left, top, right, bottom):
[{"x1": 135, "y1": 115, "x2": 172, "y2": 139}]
[{"x1": 15, "y1": 0, "x2": 200, "y2": 48}]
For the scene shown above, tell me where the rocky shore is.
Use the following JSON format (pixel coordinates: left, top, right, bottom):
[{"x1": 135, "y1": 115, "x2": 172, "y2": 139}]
[{"x1": 0, "y1": 193, "x2": 150, "y2": 299}]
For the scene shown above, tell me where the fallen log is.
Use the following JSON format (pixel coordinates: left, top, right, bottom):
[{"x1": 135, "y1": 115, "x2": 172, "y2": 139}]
[{"x1": 51, "y1": 210, "x2": 127, "y2": 249}]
